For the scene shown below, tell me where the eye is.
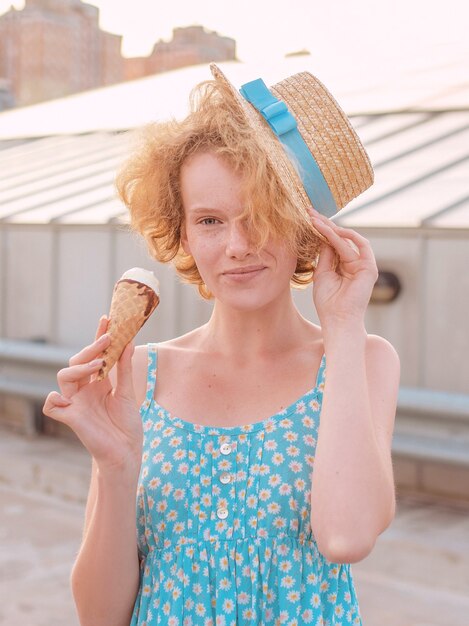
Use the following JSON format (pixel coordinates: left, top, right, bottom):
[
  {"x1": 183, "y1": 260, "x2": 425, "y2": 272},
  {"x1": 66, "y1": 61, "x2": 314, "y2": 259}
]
[{"x1": 199, "y1": 217, "x2": 220, "y2": 226}]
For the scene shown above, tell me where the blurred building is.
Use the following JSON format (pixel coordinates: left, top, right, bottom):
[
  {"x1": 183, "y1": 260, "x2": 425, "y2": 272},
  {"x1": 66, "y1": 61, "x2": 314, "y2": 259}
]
[
  {"x1": 0, "y1": 2, "x2": 236, "y2": 107},
  {"x1": 0, "y1": 0, "x2": 123, "y2": 106},
  {"x1": 0, "y1": 78, "x2": 15, "y2": 110},
  {"x1": 123, "y1": 26, "x2": 237, "y2": 81}
]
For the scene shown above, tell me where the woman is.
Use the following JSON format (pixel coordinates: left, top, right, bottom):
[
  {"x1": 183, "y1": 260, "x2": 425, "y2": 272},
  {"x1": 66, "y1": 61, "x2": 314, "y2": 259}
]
[{"x1": 43, "y1": 63, "x2": 400, "y2": 626}]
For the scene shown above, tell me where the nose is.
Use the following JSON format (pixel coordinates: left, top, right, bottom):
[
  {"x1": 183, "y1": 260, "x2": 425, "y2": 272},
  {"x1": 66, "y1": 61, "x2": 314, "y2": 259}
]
[{"x1": 225, "y1": 218, "x2": 252, "y2": 258}]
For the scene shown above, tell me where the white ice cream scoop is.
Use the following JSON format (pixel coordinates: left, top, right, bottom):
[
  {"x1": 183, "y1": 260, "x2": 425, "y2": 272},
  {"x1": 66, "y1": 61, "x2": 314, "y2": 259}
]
[{"x1": 120, "y1": 267, "x2": 160, "y2": 295}]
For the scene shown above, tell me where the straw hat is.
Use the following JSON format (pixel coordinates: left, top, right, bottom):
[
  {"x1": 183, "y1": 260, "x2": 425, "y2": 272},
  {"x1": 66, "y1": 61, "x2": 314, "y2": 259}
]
[{"x1": 209, "y1": 63, "x2": 374, "y2": 231}]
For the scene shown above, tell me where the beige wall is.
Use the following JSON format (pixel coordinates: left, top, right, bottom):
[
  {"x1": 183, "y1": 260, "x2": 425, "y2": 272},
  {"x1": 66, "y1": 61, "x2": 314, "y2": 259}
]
[
  {"x1": 286, "y1": 229, "x2": 468, "y2": 394},
  {"x1": 292, "y1": 232, "x2": 422, "y2": 385},
  {"x1": 2, "y1": 227, "x2": 54, "y2": 341},
  {"x1": 56, "y1": 228, "x2": 113, "y2": 347},
  {"x1": 54, "y1": 226, "x2": 212, "y2": 348},
  {"x1": 1, "y1": 224, "x2": 468, "y2": 394},
  {"x1": 365, "y1": 233, "x2": 423, "y2": 387},
  {"x1": 0, "y1": 225, "x2": 212, "y2": 349},
  {"x1": 425, "y1": 237, "x2": 469, "y2": 392}
]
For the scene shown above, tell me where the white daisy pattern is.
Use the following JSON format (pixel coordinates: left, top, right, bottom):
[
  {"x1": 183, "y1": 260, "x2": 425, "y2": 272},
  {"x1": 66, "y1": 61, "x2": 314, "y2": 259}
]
[{"x1": 130, "y1": 344, "x2": 362, "y2": 625}]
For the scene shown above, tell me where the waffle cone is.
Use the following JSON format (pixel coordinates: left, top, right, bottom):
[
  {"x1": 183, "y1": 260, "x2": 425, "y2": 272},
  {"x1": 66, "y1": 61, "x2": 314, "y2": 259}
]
[{"x1": 96, "y1": 279, "x2": 159, "y2": 380}]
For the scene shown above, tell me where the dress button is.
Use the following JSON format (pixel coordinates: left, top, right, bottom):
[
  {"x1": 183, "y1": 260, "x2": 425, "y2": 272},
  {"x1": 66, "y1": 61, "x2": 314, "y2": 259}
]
[
  {"x1": 219, "y1": 471, "x2": 231, "y2": 484},
  {"x1": 217, "y1": 507, "x2": 228, "y2": 519},
  {"x1": 220, "y1": 442, "x2": 232, "y2": 455}
]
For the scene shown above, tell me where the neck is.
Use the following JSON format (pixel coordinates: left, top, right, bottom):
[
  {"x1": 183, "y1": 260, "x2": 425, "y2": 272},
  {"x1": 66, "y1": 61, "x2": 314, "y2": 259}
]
[{"x1": 200, "y1": 291, "x2": 313, "y2": 359}]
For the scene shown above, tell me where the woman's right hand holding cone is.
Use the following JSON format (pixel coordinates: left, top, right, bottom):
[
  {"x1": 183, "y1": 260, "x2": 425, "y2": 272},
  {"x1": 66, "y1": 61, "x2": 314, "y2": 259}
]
[{"x1": 42, "y1": 316, "x2": 143, "y2": 476}]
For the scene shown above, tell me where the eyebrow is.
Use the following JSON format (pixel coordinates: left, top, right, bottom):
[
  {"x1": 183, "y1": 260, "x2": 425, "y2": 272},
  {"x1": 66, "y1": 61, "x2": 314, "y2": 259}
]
[{"x1": 188, "y1": 206, "x2": 224, "y2": 214}]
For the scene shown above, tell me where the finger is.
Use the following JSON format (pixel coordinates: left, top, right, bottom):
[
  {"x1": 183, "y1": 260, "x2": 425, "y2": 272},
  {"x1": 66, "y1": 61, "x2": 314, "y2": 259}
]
[
  {"x1": 309, "y1": 210, "x2": 375, "y2": 261},
  {"x1": 314, "y1": 241, "x2": 338, "y2": 276},
  {"x1": 330, "y1": 226, "x2": 375, "y2": 262},
  {"x1": 69, "y1": 333, "x2": 111, "y2": 367},
  {"x1": 68, "y1": 314, "x2": 109, "y2": 369},
  {"x1": 95, "y1": 314, "x2": 109, "y2": 341},
  {"x1": 313, "y1": 243, "x2": 340, "y2": 280},
  {"x1": 113, "y1": 340, "x2": 136, "y2": 400},
  {"x1": 307, "y1": 210, "x2": 329, "y2": 243},
  {"x1": 310, "y1": 217, "x2": 359, "y2": 262},
  {"x1": 42, "y1": 391, "x2": 73, "y2": 422},
  {"x1": 57, "y1": 359, "x2": 104, "y2": 397},
  {"x1": 321, "y1": 221, "x2": 371, "y2": 253}
]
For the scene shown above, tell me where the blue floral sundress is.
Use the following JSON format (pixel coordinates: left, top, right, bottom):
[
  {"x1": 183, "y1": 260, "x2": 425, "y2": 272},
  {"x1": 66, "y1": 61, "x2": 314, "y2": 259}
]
[{"x1": 131, "y1": 343, "x2": 362, "y2": 625}]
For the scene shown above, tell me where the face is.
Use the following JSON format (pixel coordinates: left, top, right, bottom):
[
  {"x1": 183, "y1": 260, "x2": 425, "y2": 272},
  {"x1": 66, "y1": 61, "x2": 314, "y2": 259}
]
[{"x1": 180, "y1": 151, "x2": 298, "y2": 310}]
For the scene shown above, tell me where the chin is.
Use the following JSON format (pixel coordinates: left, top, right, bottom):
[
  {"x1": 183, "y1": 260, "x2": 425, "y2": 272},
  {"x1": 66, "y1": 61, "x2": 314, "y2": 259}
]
[{"x1": 213, "y1": 288, "x2": 280, "y2": 312}]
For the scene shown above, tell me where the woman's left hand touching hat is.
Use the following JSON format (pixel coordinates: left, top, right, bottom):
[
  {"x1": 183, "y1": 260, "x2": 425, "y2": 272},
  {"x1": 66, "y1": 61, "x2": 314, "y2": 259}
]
[{"x1": 309, "y1": 207, "x2": 379, "y2": 330}]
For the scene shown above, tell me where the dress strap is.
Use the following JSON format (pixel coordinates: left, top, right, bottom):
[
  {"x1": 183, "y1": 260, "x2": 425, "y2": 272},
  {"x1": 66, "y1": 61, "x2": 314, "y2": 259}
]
[
  {"x1": 314, "y1": 352, "x2": 326, "y2": 392},
  {"x1": 143, "y1": 342, "x2": 158, "y2": 406}
]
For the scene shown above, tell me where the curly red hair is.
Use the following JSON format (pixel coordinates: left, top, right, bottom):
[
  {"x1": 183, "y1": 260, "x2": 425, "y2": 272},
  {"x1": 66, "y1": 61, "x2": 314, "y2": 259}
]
[{"x1": 116, "y1": 76, "x2": 324, "y2": 299}]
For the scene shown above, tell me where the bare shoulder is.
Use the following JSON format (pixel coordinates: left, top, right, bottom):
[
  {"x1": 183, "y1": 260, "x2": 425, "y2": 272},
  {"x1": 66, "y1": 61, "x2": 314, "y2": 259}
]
[
  {"x1": 364, "y1": 333, "x2": 401, "y2": 452},
  {"x1": 129, "y1": 327, "x2": 207, "y2": 407},
  {"x1": 365, "y1": 333, "x2": 401, "y2": 396},
  {"x1": 160, "y1": 325, "x2": 207, "y2": 349},
  {"x1": 365, "y1": 334, "x2": 400, "y2": 375}
]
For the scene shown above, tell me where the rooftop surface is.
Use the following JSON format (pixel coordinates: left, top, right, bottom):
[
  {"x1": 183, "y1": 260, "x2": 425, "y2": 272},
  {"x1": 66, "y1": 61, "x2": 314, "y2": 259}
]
[
  {"x1": 1, "y1": 55, "x2": 468, "y2": 229},
  {"x1": 1, "y1": 109, "x2": 468, "y2": 229}
]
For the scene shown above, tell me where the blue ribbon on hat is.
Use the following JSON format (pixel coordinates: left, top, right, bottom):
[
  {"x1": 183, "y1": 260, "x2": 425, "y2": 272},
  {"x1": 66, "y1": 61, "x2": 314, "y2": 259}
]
[{"x1": 239, "y1": 78, "x2": 337, "y2": 217}]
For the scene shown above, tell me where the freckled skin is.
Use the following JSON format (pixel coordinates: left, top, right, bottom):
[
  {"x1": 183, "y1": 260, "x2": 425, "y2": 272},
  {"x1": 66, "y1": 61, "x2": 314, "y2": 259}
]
[{"x1": 179, "y1": 152, "x2": 299, "y2": 314}]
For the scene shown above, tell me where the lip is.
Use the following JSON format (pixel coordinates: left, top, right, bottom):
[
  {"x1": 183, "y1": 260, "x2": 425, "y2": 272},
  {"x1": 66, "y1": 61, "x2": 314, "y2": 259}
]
[{"x1": 223, "y1": 265, "x2": 266, "y2": 275}]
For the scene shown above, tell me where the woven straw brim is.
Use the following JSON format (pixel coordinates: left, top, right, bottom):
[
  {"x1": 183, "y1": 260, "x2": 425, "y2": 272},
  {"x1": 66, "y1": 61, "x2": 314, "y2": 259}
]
[{"x1": 209, "y1": 63, "x2": 374, "y2": 223}]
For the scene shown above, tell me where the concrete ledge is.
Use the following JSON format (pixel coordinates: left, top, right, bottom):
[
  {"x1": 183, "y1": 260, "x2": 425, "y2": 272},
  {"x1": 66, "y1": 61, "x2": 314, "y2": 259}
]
[
  {"x1": 0, "y1": 376, "x2": 56, "y2": 400},
  {"x1": 0, "y1": 339, "x2": 73, "y2": 367},
  {"x1": 398, "y1": 387, "x2": 469, "y2": 421},
  {"x1": 0, "y1": 339, "x2": 74, "y2": 436},
  {"x1": 392, "y1": 431, "x2": 469, "y2": 466},
  {"x1": 393, "y1": 454, "x2": 469, "y2": 502},
  {"x1": 2, "y1": 365, "x2": 469, "y2": 503},
  {"x1": 392, "y1": 386, "x2": 469, "y2": 501},
  {"x1": 2, "y1": 425, "x2": 469, "y2": 507}
]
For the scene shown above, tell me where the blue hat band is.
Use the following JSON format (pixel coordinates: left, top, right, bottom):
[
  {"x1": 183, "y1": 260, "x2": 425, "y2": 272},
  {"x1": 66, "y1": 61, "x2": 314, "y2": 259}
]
[{"x1": 239, "y1": 78, "x2": 337, "y2": 218}]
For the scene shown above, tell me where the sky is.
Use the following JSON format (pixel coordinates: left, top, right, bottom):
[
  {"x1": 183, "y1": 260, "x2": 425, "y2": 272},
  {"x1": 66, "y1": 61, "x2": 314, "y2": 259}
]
[{"x1": 0, "y1": 0, "x2": 468, "y2": 65}]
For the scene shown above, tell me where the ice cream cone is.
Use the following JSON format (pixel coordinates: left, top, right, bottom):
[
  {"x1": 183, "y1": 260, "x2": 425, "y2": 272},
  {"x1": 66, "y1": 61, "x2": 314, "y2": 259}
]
[{"x1": 96, "y1": 269, "x2": 160, "y2": 380}]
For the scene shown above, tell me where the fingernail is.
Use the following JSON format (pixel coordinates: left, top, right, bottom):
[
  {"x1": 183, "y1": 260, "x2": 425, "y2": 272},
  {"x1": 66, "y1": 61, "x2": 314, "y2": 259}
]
[
  {"x1": 98, "y1": 333, "x2": 109, "y2": 343},
  {"x1": 90, "y1": 358, "x2": 104, "y2": 367}
]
